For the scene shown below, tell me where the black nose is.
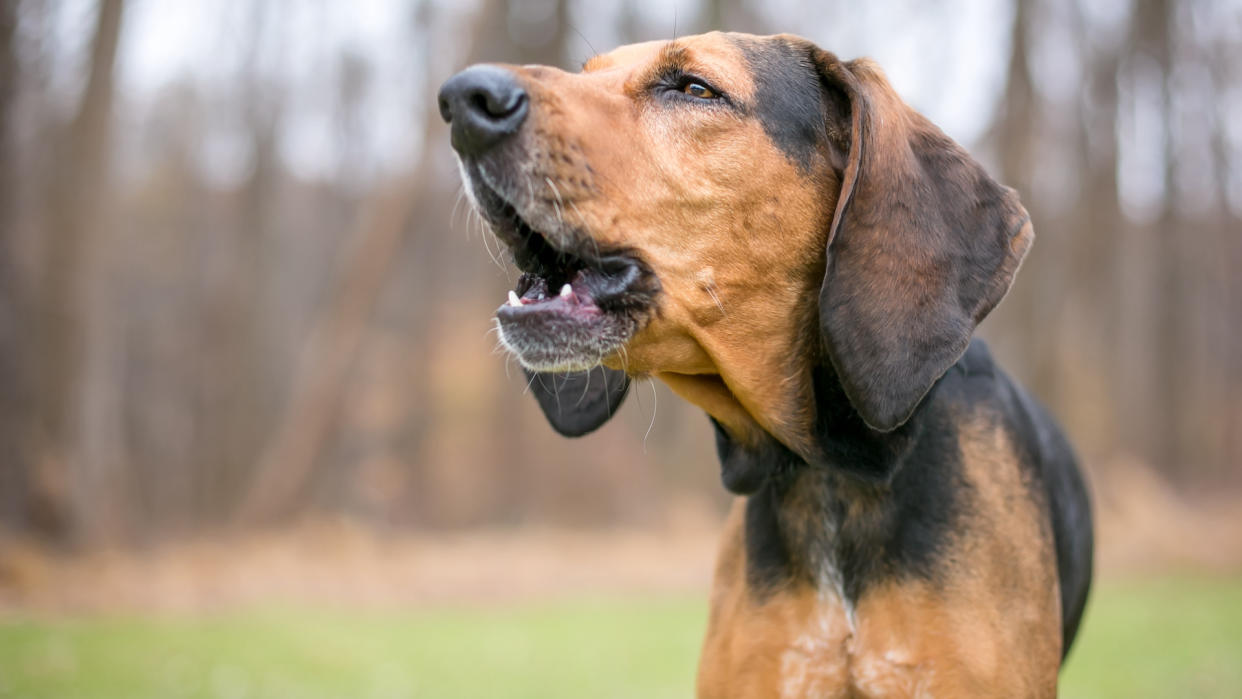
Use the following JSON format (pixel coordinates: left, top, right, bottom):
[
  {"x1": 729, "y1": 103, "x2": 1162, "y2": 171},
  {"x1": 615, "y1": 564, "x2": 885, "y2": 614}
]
[{"x1": 438, "y1": 65, "x2": 529, "y2": 157}]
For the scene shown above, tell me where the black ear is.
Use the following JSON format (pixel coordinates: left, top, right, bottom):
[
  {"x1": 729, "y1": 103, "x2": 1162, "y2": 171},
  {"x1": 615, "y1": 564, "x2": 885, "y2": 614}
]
[
  {"x1": 813, "y1": 53, "x2": 1033, "y2": 432},
  {"x1": 523, "y1": 366, "x2": 630, "y2": 437}
]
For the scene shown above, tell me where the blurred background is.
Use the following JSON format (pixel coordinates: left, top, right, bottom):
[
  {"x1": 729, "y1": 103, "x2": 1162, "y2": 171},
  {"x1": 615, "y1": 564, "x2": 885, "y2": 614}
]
[{"x1": 0, "y1": 0, "x2": 1239, "y2": 697}]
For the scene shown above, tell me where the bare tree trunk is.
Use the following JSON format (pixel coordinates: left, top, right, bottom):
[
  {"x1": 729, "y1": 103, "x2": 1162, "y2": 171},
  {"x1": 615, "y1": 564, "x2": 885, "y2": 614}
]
[
  {"x1": 34, "y1": 0, "x2": 125, "y2": 542},
  {"x1": 1216, "y1": 44, "x2": 1242, "y2": 484},
  {"x1": 188, "y1": 2, "x2": 286, "y2": 528},
  {"x1": 1130, "y1": 0, "x2": 1183, "y2": 477},
  {"x1": 0, "y1": 0, "x2": 32, "y2": 533},
  {"x1": 1067, "y1": 0, "x2": 1125, "y2": 460},
  {"x1": 988, "y1": 0, "x2": 1039, "y2": 374}
]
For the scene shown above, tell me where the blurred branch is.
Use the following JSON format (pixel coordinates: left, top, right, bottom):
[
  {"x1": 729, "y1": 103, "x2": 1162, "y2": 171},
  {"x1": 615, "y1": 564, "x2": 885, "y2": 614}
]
[{"x1": 234, "y1": 175, "x2": 419, "y2": 525}]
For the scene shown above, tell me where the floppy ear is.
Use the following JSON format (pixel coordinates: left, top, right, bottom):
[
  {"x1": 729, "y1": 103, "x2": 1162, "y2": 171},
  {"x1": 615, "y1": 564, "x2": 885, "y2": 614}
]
[
  {"x1": 813, "y1": 53, "x2": 1034, "y2": 432},
  {"x1": 523, "y1": 366, "x2": 630, "y2": 437}
]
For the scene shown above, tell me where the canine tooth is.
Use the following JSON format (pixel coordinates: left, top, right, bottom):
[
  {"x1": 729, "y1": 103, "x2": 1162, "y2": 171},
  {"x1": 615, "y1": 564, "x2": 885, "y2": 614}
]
[
  {"x1": 560, "y1": 284, "x2": 573, "y2": 298},
  {"x1": 508, "y1": 290, "x2": 522, "y2": 307}
]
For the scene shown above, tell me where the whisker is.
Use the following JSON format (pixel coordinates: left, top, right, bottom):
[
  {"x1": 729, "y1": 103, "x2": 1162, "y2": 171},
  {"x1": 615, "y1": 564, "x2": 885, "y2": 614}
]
[
  {"x1": 706, "y1": 285, "x2": 726, "y2": 316},
  {"x1": 500, "y1": 343, "x2": 519, "y2": 381},
  {"x1": 523, "y1": 368, "x2": 542, "y2": 395},
  {"x1": 545, "y1": 177, "x2": 564, "y2": 208},
  {"x1": 642, "y1": 378, "x2": 659, "y2": 453},
  {"x1": 566, "y1": 21, "x2": 598, "y2": 60},
  {"x1": 452, "y1": 187, "x2": 468, "y2": 230},
  {"x1": 577, "y1": 367, "x2": 592, "y2": 407},
  {"x1": 477, "y1": 211, "x2": 504, "y2": 270},
  {"x1": 546, "y1": 177, "x2": 566, "y2": 230},
  {"x1": 548, "y1": 372, "x2": 564, "y2": 414}
]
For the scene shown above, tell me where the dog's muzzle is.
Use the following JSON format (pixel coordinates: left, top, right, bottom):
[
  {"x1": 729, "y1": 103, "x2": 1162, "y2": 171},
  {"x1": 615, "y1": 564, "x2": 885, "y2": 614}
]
[{"x1": 440, "y1": 66, "x2": 659, "y2": 373}]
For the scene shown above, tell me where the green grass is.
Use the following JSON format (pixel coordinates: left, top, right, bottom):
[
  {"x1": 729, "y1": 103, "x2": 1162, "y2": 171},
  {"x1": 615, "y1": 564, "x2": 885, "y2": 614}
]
[
  {"x1": 1059, "y1": 577, "x2": 1242, "y2": 699},
  {"x1": 1, "y1": 578, "x2": 1239, "y2": 698},
  {"x1": 0, "y1": 597, "x2": 706, "y2": 699}
]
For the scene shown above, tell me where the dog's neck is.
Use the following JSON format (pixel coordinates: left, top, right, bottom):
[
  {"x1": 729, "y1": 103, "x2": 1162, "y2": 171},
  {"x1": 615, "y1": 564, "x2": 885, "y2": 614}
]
[
  {"x1": 715, "y1": 364, "x2": 922, "y2": 493},
  {"x1": 718, "y1": 363, "x2": 950, "y2": 605}
]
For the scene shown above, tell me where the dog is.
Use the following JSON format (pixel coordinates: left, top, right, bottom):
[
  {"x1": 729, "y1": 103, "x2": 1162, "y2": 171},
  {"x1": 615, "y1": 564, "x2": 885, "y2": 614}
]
[{"x1": 439, "y1": 31, "x2": 1093, "y2": 698}]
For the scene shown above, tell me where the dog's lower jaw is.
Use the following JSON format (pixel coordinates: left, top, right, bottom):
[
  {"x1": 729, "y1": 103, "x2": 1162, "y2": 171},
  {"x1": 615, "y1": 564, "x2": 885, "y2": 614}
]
[
  {"x1": 494, "y1": 305, "x2": 638, "y2": 373},
  {"x1": 498, "y1": 338, "x2": 602, "y2": 374}
]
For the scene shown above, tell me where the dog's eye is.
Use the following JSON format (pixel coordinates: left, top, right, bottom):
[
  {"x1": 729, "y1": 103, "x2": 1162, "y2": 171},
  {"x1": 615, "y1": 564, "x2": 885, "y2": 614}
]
[
  {"x1": 683, "y1": 82, "x2": 717, "y2": 99},
  {"x1": 654, "y1": 72, "x2": 726, "y2": 105}
]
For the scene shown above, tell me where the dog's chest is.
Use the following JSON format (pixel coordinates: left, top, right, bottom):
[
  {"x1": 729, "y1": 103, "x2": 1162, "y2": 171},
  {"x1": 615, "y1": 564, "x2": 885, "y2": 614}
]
[
  {"x1": 699, "y1": 572, "x2": 1057, "y2": 699},
  {"x1": 774, "y1": 598, "x2": 852, "y2": 698},
  {"x1": 698, "y1": 512, "x2": 1036, "y2": 697},
  {"x1": 715, "y1": 590, "x2": 935, "y2": 699}
]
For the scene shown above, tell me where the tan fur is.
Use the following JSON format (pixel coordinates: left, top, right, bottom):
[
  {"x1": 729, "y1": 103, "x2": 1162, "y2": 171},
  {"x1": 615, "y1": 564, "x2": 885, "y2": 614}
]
[
  {"x1": 696, "y1": 418, "x2": 1061, "y2": 698},
  {"x1": 510, "y1": 33, "x2": 837, "y2": 458},
  {"x1": 497, "y1": 32, "x2": 1059, "y2": 697},
  {"x1": 698, "y1": 501, "x2": 854, "y2": 699}
]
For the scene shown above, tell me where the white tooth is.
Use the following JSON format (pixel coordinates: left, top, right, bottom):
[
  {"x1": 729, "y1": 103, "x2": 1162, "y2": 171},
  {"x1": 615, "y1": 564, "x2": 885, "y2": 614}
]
[
  {"x1": 560, "y1": 284, "x2": 573, "y2": 299},
  {"x1": 508, "y1": 290, "x2": 522, "y2": 307}
]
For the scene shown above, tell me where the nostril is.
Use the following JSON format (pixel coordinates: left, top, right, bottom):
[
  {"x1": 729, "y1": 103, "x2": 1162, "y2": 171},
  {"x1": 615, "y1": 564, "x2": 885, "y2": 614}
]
[
  {"x1": 469, "y1": 92, "x2": 492, "y2": 117},
  {"x1": 499, "y1": 92, "x2": 527, "y2": 118},
  {"x1": 471, "y1": 88, "x2": 526, "y2": 120},
  {"x1": 438, "y1": 95, "x2": 452, "y2": 123}
]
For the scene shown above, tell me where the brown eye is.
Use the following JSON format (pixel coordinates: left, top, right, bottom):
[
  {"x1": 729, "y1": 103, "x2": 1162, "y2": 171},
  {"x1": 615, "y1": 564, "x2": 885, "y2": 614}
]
[{"x1": 684, "y1": 82, "x2": 717, "y2": 99}]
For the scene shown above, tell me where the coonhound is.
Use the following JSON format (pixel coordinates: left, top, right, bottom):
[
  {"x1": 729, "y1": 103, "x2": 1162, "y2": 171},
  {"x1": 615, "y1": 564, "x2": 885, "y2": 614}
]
[{"x1": 439, "y1": 32, "x2": 1093, "y2": 698}]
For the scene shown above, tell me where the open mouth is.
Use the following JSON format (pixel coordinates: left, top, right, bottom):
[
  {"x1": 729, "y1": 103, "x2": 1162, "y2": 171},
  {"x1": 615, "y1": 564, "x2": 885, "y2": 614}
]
[
  {"x1": 496, "y1": 199, "x2": 649, "y2": 315},
  {"x1": 477, "y1": 186, "x2": 657, "y2": 372}
]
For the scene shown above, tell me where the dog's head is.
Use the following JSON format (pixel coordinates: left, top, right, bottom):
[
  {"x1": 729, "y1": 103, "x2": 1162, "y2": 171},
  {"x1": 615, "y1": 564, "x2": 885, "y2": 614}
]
[{"x1": 440, "y1": 32, "x2": 1031, "y2": 467}]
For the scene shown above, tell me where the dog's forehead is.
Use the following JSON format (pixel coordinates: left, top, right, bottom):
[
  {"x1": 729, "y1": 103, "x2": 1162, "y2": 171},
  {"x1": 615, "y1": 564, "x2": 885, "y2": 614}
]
[
  {"x1": 582, "y1": 33, "x2": 825, "y2": 172},
  {"x1": 583, "y1": 32, "x2": 759, "y2": 97},
  {"x1": 582, "y1": 39, "x2": 666, "y2": 71},
  {"x1": 730, "y1": 35, "x2": 825, "y2": 172}
]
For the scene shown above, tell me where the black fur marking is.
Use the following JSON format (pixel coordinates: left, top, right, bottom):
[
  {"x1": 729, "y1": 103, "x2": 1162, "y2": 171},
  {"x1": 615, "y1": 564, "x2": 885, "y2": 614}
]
[
  {"x1": 732, "y1": 353, "x2": 967, "y2": 602},
  {"x1": 732, "y1": 37, "x2": 825, "y2": 172},
  {"x1": 712, "y1": 417, "x2": 786, "y2": 495},
  {"x1": 524, "y1": 366, "x2": 630, "y2": 437},
  {"x1": 729, "y1": 340, "x2": 1093, "y2": 656},
  {"x1": 821, "y1": 358, "x2": 966, "y2": 600},
  {"x1": 745, "y1": 474, "x2": 800, "y2": 592},
  {"x1": 807, "y1": 364, "x2": 922, "y2": 484},
  {"x1": 1042, "y1": 428, "x2": 1094, "y2": 660}
]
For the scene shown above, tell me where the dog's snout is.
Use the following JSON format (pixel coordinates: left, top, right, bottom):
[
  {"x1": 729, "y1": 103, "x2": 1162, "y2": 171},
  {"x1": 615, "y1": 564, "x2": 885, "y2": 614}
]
[{"x1": 438, "y1": 65, "x2": 528, "y2": 157}]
